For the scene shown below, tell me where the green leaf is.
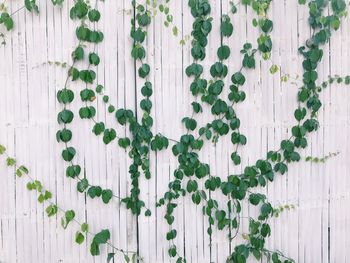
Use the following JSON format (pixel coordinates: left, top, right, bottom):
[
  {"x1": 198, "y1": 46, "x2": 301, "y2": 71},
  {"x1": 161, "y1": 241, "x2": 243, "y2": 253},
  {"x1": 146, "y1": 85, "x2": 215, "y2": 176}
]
[
  {"x1": 80, "y1": 88, "x2": 95, "y2": 101},
  {"x1": 249, "y1": 193, "x2": 262, "y2": 205},
  {"x1": 66, "y1": 165, "x2": 81, "y2": 178},
  {"x1": 186, "y1": 180, "x2": 198, "y2": 193},
  {"x1": 70, "y1": 0, "x2": 88, "y2": 19},
  {"x1": 231, "y1": 72, "x2": 246, "y2": 85},
  {"x1": 185, "y1": 63, "x2": 203, "y2": 77},
  {"x1": 0, "y1": 13, "x2": 14, "y2": 31},
  {"x1": 75, "y1": 231, "x2": 85, "y2": 245},
  {"x1": 77, "y1": 178, "x2": 89, "y2": 193},
  {"x1": 269, "y1": 64, "x2": 279, "y2": 74},
  {"x1": 303, "y1": 70, "x2": 318, "y2": 83},
  {"x1": 6, "y1": 157, "x2": 16, "y2": 167},
  {"x1": 195, "y1": 164, "x2": 209, "y2": 178},
  {"x1": 183, "y1": 117, "x2": 197, "y2": 131},
  {"x1": 260, "y1": 203, "x2": 272, "y2": 217},
  {"x1": 34, "y1": 180, "x2": 43, "y2": 192},
  {"x1": 272, "y1": 252, "x2": 279, "y2": 263},
  {"x1": 331, "y1": 0, "x2": 346, "y2": 13},
  {"x1": 292, "y1": 126, "x2": 306, "y2": 138},
  {"x1": 243, "y1": 42, "x2": 252, "y2": 50},
  {"x1": 102, "y1": 95, "x2": 109, "y2": 103},
  {"x1": 131, "y1": 45, "x2": 146, "y2": 60},
  {"x1": 137, "y1": 12, "x2": 151, "y2": 27},
  {"x1": 58, "y1": 109, "x2": 74, "y2": 124},
  {"x1": 89, "y1": 52, "x2": 100, "y2": 66},
  {"x1": 57, "y1": 89, "x2": 74, "y2": 104},
  {"x1": 88, "y1": 186, "x2": 102, "y2": 198},
  {"x1": 191, "y1": 102, "x2": 202, "y2": 113},
  {"x1": 51, "y1": 0, "x2": 65, "y2": 5},
  {"x1": 107, "y1": 253, "x2": 115, "y2": 263},
  {"x1": 96, "y1": 84, "x2": 104, "y2": 93},
  {"x1": 62, "y1": 210, "x2": 75, "y2": 229},
  {"x1": 88, "y1": 9, "x2": 101, "y2": 22},
  {"x1": 93, "y1": 122, "x2": 105, "y2": 136},
  {"x1": 217, "y1": 45, "x2": 231, "y2": 60},
  {"x1": 172, "y1": 26, "x2": 178, "y2": 36},
  {"x1": 124, "y1": 255, "x2": 130, "y2": 262},
  {"x1": 62, "y1": 147, "x2": 76, "y2": 162},
  {"x1": 145, "y1": 209, "x2": 152, "y2": 217},
  {"x1": 231, "y1": 152, "x2": 241, "y2": 165},
  {"x1": 16, "y1": 165, "x2": 29, "y2": 177},
  {"x1": 45, "y1": 204, "x2": 58, "y2": 217},
  {"x1": 25, "y1": 0, "x2": 39, "y2": 13},
  {"x1": 330, "y1": 17, "x2": 341, "y2": 30},
  {"x1": 191, "y1": 192, "x2": 201, "y2": 204},
  {"x1": 27, "y1": 182, "x2": 36, "y2": 191},
  {"x1": 261, "y1": 223, "x2": 271, "y2": 237},
  {"x1": 16, "y1": 169, "x2": 23, "y2": 177},
  {"x1": 64, "y1": 210, "x2": 76, "y2": 225},
  {"x1": 294, "y1": 108, "x2": 307, "y2": 121},
  {"x1": 69, "y1": 68, "x2": 80, "y2": 81},
  {"x1": 79, "y1": 106, "x2": 96, "y2": 119},
  {"x1": 38, "y1": 194, "x2": 45, "y2": 203},
  {"x1": 73, "y1": 46, "x2": 84, "y2": 60},
  {"x1": 221, "y1": 20, "x2": 233, "y2": 37},
  {"x1": 257, "y1": 34, "x2": 272, "y2": 53},
  {"x1": 0, "y1": 144, "x2": 6, "y2": 154},
  {"x1": 81, "y1": 223, "x2": 89, "y2": 232},
  {"x1": 138, "y1": 64, "x2": 150, "y2": 78},
  {"x1": 281, "y1": 140, "x2": 294, "y2": 152},
  {"x1": 102, "y1": 189, "x2": 113, "y2": 204},
  {"x1": 290, "y1": 151, "x2": 301, "y2": 161},
  {"x1": 242, "y1": 54, "x2": 255, "y2": 69},
  {"x1": 132, "y1": 28, "x2": 146, "y2": 43},
  {"x1": 118, "y1": 138, "x2": 131, "y2": 149},
  {"x1": 260, "y1": 19, "x2": 273, "y2": 33},
  {"x1": 274, "y1": 162, "x2": 288, "y2": 175},
  {"x1": 90, "y1": 241, "x2": 100, "y2": 256},
  {"x1": 141, "y1": 81, "x2": 153, "y2": 97},
  {"x1": 168, "y1": 246, "x2": 177, "y2": 257},
  {"x1": 166, "y1": 229, "x2": 177, "y2": 240},
  {"x1": 215, "y1": 210, "x2": 226, "y2": 221},
  {"x1": 103, "y1": 129, "x2": 117, "y2": 144},
  {"x1": 90, "y1": 229, "x2": 111, "y2": 256},
  {"x1": 230, "y1": 2, "x2": 238, "y2": 14},
  {"x1": 56, "y1": 129, "x2": 72, "y2": 143},
  {"x1": 44, "y1": 190, "x2": 52, "y2": 200},
  {"x1": 239, "y1": 135, "x2": 247, "y2": 145},
  {"x1": 79, "y1": 70, "x2": 96, "y2": 84},
  {"x1": 108, "y1": 105, "x2": 115, "y2": 113}
]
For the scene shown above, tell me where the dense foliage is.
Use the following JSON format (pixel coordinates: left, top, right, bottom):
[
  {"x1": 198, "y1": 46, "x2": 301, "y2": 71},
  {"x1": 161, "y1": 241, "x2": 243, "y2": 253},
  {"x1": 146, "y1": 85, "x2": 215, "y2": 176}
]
[{"x1": 0, "y1": 0, "x2": 349, "y2": 262}]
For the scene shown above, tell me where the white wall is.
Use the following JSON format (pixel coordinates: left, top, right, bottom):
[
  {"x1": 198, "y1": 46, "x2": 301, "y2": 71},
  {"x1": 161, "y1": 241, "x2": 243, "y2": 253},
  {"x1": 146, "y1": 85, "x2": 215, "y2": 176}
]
[{"x1": 0, "y1": 0, "x2": 350, "y2": 262}]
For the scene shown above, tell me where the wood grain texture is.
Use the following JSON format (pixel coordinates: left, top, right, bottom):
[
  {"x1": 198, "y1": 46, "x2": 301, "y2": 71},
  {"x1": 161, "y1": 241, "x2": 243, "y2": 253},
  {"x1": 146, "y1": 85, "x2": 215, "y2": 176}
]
[{"x1": 0, "y1": 0, "x2": 350, "y2": 262}]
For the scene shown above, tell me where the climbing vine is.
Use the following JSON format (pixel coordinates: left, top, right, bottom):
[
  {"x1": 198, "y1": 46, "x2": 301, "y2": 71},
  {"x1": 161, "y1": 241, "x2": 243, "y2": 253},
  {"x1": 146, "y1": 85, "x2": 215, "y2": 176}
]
[
  {"x1": 0, "y1": 145, "x2": 139, "y2": 261},
  {"x1": 0, "y1": 0, "x2": 349, "y2": 262}
]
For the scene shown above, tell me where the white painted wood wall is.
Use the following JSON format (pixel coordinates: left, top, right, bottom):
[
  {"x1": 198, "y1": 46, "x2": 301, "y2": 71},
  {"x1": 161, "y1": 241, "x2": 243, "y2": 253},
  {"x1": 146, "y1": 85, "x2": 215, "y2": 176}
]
[{"x1": 0, "y1": 0, "x2": 350, "y2": 262}]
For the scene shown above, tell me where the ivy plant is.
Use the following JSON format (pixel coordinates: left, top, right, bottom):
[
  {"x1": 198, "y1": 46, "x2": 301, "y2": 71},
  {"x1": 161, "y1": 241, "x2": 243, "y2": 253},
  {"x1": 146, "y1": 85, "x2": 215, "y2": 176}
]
[{"x1": 0, "y1": 0, "x2": 349, "y2": 262}]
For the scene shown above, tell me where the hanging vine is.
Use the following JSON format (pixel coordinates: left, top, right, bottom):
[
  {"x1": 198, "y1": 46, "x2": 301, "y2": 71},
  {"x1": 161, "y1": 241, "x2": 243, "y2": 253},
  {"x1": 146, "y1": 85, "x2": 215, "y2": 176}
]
[
  {"x1": 0, "y1": 0, "x2": 349, "y2": 262},
  {"x1": 0, "y1": 144, "x2": 139, "y2": 261}
]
